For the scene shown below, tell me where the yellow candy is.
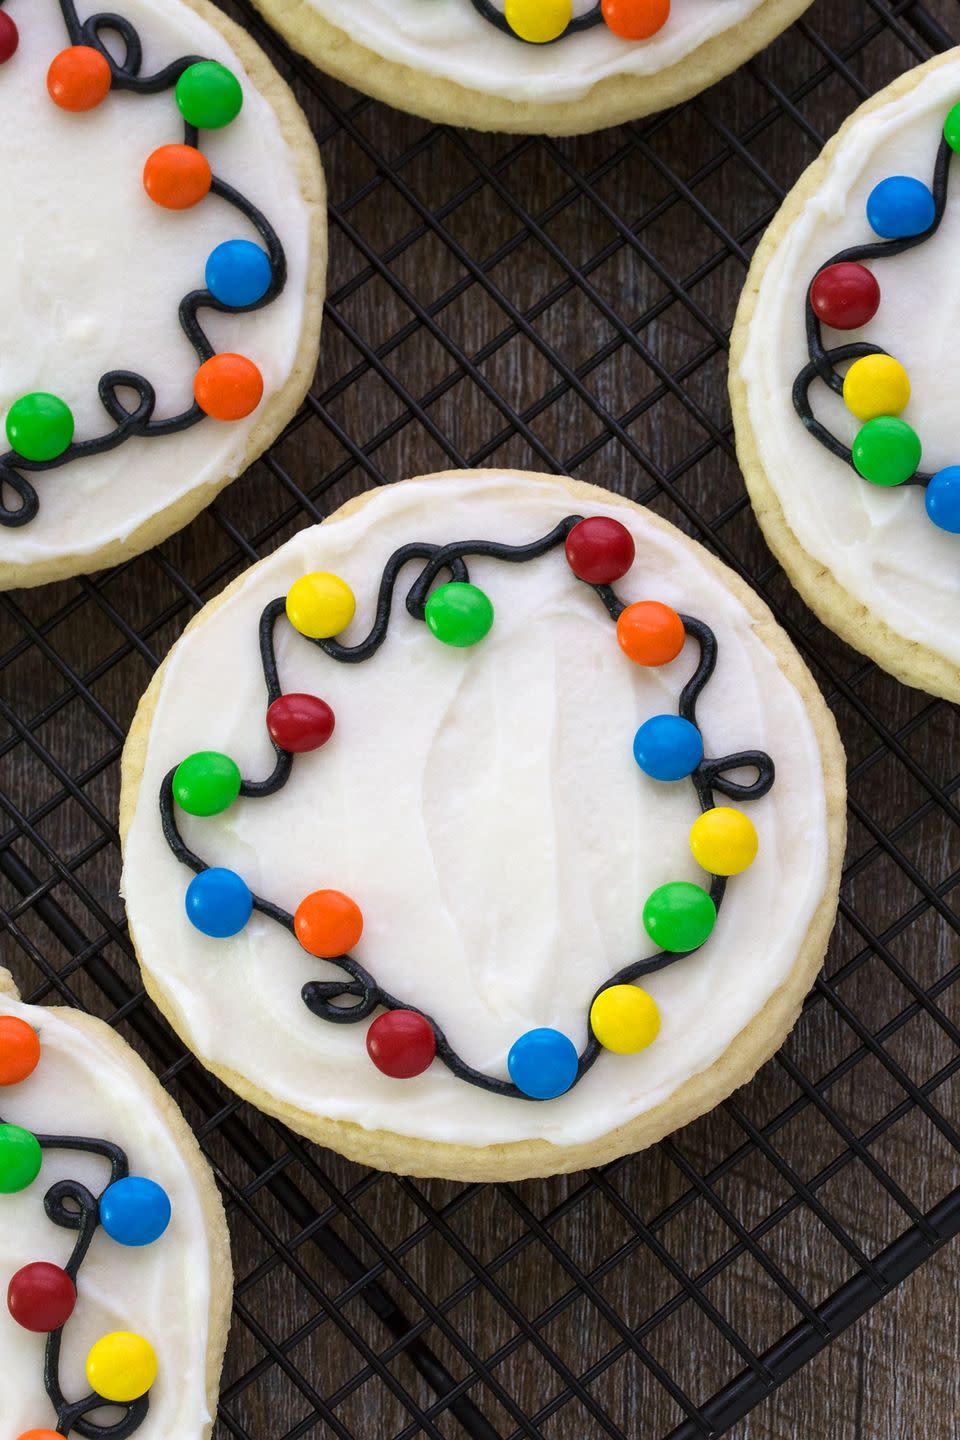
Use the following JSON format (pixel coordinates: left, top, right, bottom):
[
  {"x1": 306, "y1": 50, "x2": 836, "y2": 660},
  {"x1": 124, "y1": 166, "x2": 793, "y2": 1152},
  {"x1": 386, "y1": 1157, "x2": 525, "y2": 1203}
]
[
  {"x1": 86, "y1": 1331, "x2": 158, "y2": 1403},
  {"x1": 689, "y1": 806, "x2": 758, "y2": 876},
  {"x1": 842, "y1": 354, "x2": 910, "y2": 421},
  {"x1": 286, "y1": 572, "x2": 356, "y2": 639},
  {"x1": 590, "y1": 985, "x2": 660, "y2": 1054},
  {"x1": 504, "y1": 0, "x2": 572, "y2": 43}
]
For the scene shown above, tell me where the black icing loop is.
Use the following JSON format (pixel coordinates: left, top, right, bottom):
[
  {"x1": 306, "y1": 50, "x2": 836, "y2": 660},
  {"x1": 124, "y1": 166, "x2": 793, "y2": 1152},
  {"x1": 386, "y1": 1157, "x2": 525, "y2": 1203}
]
[
  {"x1": 158, "y1": 517, "x2": 777, "y2": 1103},
  {"x1": 792, "y1": 133, "x2": 952, "y2": 487},
  {"x1": 469, "y1": 0, "x2": 603, "y2": 42},
  {"x1": 0, "y1": 1, "x2": 288, "y2": 529}
]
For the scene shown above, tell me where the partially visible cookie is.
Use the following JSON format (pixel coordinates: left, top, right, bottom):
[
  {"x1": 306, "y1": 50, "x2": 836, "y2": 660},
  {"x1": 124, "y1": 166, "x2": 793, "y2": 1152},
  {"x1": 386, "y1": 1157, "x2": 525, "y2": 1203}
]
[
  {"x1": 731, "y1": 48, "x2": 960, "y2": 701},
  {"x1": 0, "y1": 0, "x2": 325, "y2": 589},
  {"x1": 250, "y1": 0, "x2": 812, "y2": 135},
  {"x1": 0, "y1": 968, "x2": 231, "y2": 1439}
]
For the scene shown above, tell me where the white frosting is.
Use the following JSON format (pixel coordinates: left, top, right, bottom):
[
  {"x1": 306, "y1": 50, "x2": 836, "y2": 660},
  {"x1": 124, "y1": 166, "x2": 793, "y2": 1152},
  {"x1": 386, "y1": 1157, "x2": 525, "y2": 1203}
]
[
  {"x1": 0, "y1": 0, "x2": 312, "y2": 571},
  {"x1": 121, "y1": 474, "x2": 831, "y2": 1149},
  {"x1": 304, "y1": 0, "x2": 769, "y2": 104},
  {"x1": 0, "y1": 993, "x2": 216, "y2": 1437},
  {"x1": 739, "y1": 57, "x2": 960, "y2": 666}
]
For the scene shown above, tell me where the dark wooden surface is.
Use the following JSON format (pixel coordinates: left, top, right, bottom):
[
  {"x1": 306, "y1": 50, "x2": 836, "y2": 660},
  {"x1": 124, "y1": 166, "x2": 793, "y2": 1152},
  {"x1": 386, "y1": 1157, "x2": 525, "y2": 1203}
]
[{"x1": 2, "y1": 2, "x2": 960, "y2": 1436}]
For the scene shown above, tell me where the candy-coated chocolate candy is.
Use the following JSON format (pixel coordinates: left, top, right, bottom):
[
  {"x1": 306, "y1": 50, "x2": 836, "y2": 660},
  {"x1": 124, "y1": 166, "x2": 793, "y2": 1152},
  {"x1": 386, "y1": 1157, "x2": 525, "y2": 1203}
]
[
  {"x1": 851, "y1": 416, "x2": 921, "y2": 487},
  {"x1": 504, "y1": 0, "x2": 571, "y2": 42},
  {"x1": 0, "y1": 1015, "x2": 41, "y2": 1086},
  {"x1": 508, "y1": 1028, "x2": 579, "y2": 1099},
  {"x1": 173, "y1": 751, "x2": 241, "y2": 816},
  {"x1": 633, "y1": 714, "x2": 703, "y2": 781},
  {"x1": 47, "y1": 45, "x2": 111, "y2": 111},
  {"x1": 689, "y1": 806, "x2": 758, "y2": 876},
  {"x1": 266, "y1": 693, "x2": 335, "y2": 753},
  {"x1": 0, "y1": 11, "x2": 19, "y2": 64},
  {"x1": 205, "y1": 239, "x2": 273, "y2": 308},
  {"x1": 616, "y1": 600, "x2": 685, "y2": 666},
  {"x1": 842, "y1": 354, "x2": 910, "y2": 422},
  {"x1": 6, "y1": 393, "x2": 74, "y2": 463},
  {"x1": 601, "y1": 0, "x2": 670, "y2": 39},
  {"x1": 194, "y1": 352, "x2": 264, "y2": 421},
  {"x1": 294, "y1": 889, "x2": 363, "y2": 958},
  {"x1": 85, "y1": 1331, "x2": 157, "y2": 1403},
  {"x1": 366, "y1": 1010, "x2": 437, "y2": 1078},
  {"x1": 7, "y1": 1262, "x2": 76, "y2": 1332},
  {"x1": 286, "y1": 572, "x2": 356, "y2": 639},
  {"x1": 866, "y1": 175, "x2": 935, "y2": 239},
  {"x1": 945, "y1": 102, "x2": 960, "y2": 154},
  {"x1": 424, "y1": 582, "x2": 494, "y2": 647},
  {"x1": 564, "y1": 516, "x2": 635, "y2": 584},
  {"x1": 642, "y1": 881, "x2": 716, "y2": 953},
  {"x1": 590, "y1": 985, "x2": 660, "y2": 1054},
  {"x1": 925, "y1": 466, "x2": 960, "y2": 533},
  {"x1": 185, "y1": 868, "x2": 253, "y2": 938},
  {"x1": 0, "y1": 1122, "x2": 42, "y2": 1193},
  {"x1": 16, "y1": 1431, "x2": 67, "y2": 1439},
  {"x1": 175, "y1": 60, "x2": 243, "y2": 129},
  {"x1": 809, "y1": 262, "x2": 880, "y2": 331},
  {"x1": 143, "y1": 144, "x2": 212, "y2": 210},
  {"x1": 100, "y1": 1176, "x2": 172, "y2": 1247}
]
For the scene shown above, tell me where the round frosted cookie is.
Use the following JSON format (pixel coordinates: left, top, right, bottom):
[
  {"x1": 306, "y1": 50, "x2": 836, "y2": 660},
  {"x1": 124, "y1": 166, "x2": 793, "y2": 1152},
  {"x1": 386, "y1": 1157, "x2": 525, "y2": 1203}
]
[
  {"x1": 731, "y1": 50, "x2": 960, "y2": 701},
  {"x1": 119, "y1": 470, "x2": 845, "y2": 1181},
  {"x1": 0, "y1": 0, "x2": 325, "y2": 590},
  {"x1": 0, "y1": 968, "x2": 231, "y2": 1439},
  {"x1": 251, "y1": 0, "x2": 813, "y2": 135}
]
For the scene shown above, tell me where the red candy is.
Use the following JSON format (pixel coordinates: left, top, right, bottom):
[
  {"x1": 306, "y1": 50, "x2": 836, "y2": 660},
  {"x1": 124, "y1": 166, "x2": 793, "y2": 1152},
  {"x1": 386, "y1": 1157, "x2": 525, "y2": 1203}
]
[
  {"x1": 266, "y1": 694, "x2": 335, "y2": 753},
  {"x1": 565, "y1": 517, "x2": 635, "y2": 585},
  {"x1": 0, "y1": 12, "x2": 19, "y2": 64},
  {"x1": 366, "y1": 1010, "x2": 437, "y2": 1079},
  {"x1": 810, "y1": 263, "x2": 881, "y2": 331},
  {"x1": 0, "y1": 1015, "x2": 41, "y2": 1086},
  {"x1": 7, "y1": 1262, "x2": 76, "y2": 1333}
]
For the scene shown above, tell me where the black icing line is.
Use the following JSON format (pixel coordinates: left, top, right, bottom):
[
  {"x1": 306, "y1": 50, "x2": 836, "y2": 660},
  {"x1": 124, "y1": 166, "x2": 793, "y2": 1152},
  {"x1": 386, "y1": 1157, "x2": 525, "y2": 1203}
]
[
  {"x1": 157, "y1": 518, "x2": 776, "y2": 1101},
  {"x1": 0, "y1": 1, "x2": 287, "y2": 528},
  {"x1": 792, "y1": 132, "x2": 952, "y2": 487}
]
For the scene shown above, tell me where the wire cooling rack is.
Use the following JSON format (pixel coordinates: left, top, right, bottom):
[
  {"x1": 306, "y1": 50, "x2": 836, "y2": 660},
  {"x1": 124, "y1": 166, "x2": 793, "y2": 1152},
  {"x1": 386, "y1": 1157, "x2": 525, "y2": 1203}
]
[{"x1": 3, "y1": 1, "x2": 960, "y2": 1434}]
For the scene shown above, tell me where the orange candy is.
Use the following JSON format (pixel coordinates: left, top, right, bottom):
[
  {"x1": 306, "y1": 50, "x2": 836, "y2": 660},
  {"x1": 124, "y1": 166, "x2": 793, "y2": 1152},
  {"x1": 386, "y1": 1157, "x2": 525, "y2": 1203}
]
[
  {"x1": 194, "y1": 353, "x2": 264, "y2": 421},
  {"x1": 601, "y1": 0, "x2": 670, "y2": 39},
  {"x1": 47, "y1": 45, "x2": 112, "y2": 112},
  {"x1": 0, "y1": 1016, "x2": 41, "y2": 1086},
  {"x1": 143, "y1": 144, "x2": 212, "y2": 210},
  {"x1": 616, "y1": 600, "x2": 685, "y2": 666},
  {"x1": 294, "y1": 890, "x2": 364, "y2": 959},
  {"x1": 17, "y1": 1432, "x2": 67, "y2": 1439}
]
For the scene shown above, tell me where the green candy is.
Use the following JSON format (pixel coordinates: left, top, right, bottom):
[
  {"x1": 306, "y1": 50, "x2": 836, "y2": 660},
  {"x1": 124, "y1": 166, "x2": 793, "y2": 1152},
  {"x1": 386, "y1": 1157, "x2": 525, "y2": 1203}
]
[
  {"x1": 945, "y1": 101, "x2": 960, "y2": 153},
  {"x1": 6, "y1": 392, "x2": 75, "y2": 463},
  {"x1": 173, "y1": 751, "x2": 242, "y2": 816},
  {"x1": 851, "y1": 415, "x2": 922, "y2": 488},
  {"x1": 424, "y1": 582, "x2": 494, "y2": 648},
  {"x1": 643, "y1": 881, "x2": 716, "y2": 954},
  {"x1": 176, "y1": 61, "x2": 243, "y2": 129},
  {"x1": 0, "y1": 1122, "x2": 42, "y2": 1194}
]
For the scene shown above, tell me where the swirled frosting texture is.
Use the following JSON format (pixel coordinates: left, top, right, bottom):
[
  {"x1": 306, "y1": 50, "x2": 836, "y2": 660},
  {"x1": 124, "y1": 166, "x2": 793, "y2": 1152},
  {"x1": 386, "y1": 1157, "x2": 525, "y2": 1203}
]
[
  {"x1": 122, "y1": 474, "x2": 829, "y2": 1147},
  {"x1": 302, "y1": 0, "x2": 769, "y2": 104},
  {"x1": 0, "y1": 0, "x2": 310, "y2": 570},
  {"x1": 739, "y1": 59, "x2": 960, "y2": 663},
  {"x1": 0, "y1": 994, "x2": 216, "y2": 1438}
]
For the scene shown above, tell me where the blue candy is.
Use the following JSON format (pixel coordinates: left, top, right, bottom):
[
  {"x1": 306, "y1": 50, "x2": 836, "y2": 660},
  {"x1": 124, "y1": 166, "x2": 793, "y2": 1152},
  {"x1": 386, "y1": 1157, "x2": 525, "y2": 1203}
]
[
  {"x1": 205, "y1": 239, "x2": 273, "y2": 308},
  {"x1": 925, "y1": 466, "x2": 960, "y2": 533},
  {"x1": 100, "y1": 1176, "x2": 172, "y2": 1247},
  {"x1": 633, "y1": 714, "x2": 703, "y2": 782},
  {"x1": 185, "y1": 867, "x2": 253, "y2": 937},
  {"x1": 866, "y1": 176, "x2": 936, "y2": 240},
  {"x1": 508, "y1": 1028, "x2": 579, "y2": 1100}
]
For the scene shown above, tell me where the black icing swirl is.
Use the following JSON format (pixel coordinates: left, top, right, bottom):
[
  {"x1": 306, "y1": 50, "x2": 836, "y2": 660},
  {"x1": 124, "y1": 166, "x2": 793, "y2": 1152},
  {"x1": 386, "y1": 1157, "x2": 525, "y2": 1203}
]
[
  {"x1": 158, "y1": 516, "x2": 776, "y2": 1101},
  {"x1": 0, "y1": 0, "x2": 286, "y2": 529}
]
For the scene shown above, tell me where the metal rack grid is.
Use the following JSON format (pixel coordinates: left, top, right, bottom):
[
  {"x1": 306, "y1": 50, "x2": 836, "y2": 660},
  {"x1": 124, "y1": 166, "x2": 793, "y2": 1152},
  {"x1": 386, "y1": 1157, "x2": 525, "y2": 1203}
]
[{"x1": 3, "y1": 0, "x2": 960, "y2": 1434}]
